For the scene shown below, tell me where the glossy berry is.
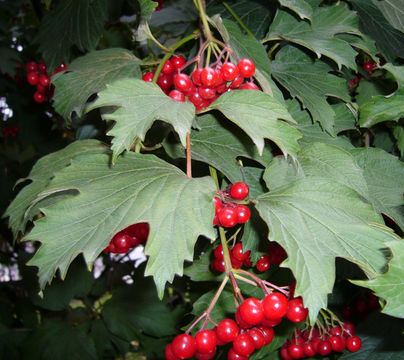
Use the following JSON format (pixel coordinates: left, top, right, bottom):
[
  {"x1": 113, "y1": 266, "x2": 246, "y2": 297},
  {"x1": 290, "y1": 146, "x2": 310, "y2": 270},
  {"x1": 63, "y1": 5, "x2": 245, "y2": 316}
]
[
  {"x1": 112, "y1": 233, "x2": 132, "y2": 253},
  {"x1": 169, "y1": 90, "x2": 185, "y2": 102},
  {"x1": 161, "y1": 59, "x2": 175, "y2": 75},
  {"x1": 142, "y1": 71, "x2": 155, "y2": 82},
  {"x1": 171, "y1": 334, "x2": 197, "y2": 359},
  {"x1": 286, "y1": 297, "x2": 308, "y2": 323},
  {"x1": 39, "y1": 74, "x2": 50, "y2": 87},
  {"x1": 200, "y1": 67, "x2": 219, "y2": 87},
  {"x1": 38, "y1": 61, "x2": 47, "y2": 73},
  {"x1": 173, "y1": 73, "x2": 193, "y2": 92},
  {"x1": 157, "y1": 73, "x2": 173, "y2": 91},
  {"x1": 317, "y1": 340, "x2": 332, "y2": 356},
  {"x1": 240, "y1": 82, "x2": 259, "y2": 90},
  {"x1": 230, "y1": 182, "x2": 249, "y2": 200},
  {"x1": 192, "y1": 68, "x2": 203, "y2": 86},
  {"x1": 194, "y1": 348, "x2": 216, "y2": 360},
  {"x1": 165, "y1": 343, "x2": 180, "y2": 360},
  {"x1": 211, "y1": 258, "x2": 226, "y2": 272},
  {"x1": 33, "y1": 91, "x2": 46, "y2": 103},
  {"x1": 262, "y1": 292, "x2": 289, "y2": 320},
  {"x1": 216, "y1": 319, "x2": 239, "y2": 343},
  {"x1": 280, "y1": 345, "x2": 293, "y2": 360},
  {"x1": 36, "y1": 83, "x2": 48, "y2": 94},
  {"x1": 27, "y1": 72, "x2": 39, "y2": 85},
  {"x1": 237, "y1": 58, "x2": 255, "y2": 78},
  {"x1": 247, "y1": 328, "x2": 265, "y2": 349},
  {"x1": 232, "y1": 333, "x2": 255, "y2": 356},
  {"x1": 227, "y1": 348, "x2": 248, "y2": 360},
  {"x1": 221, "y1": 62, "x2": 239, "y2": 81},
  {"x1": 198, "y1": 86, "x2": 216, "y2": 100},
  {"x1": 214, "y1": 244, "x2": 224, "y2": 260},
  {"x1": 288, "y1": 343, "x2": 304, "y2": 359},
  {"x1": 230, "y1": 75, "x2": 244, "y2": 89},
  {"x1": 342, "y1": 321, "x2": 356, "y2": 337},
  {"x1": 256, "y1": 254, "x2": 270, "y2": 272},
  {"x1": 218, "y1": 207, "x2": 237, "y2": 228},
  {"x1": 230, "y1": 254, "x2": 243, "y2": 269},
  {"x1": 257, "y1": 326, "x2": 274, "y2": 345},
  {"x1": 195, "y1": 330, "x2": 217, "y2": 354},
  {"x1": 26, "y1": 61, "x2": 38, "y2": 73},
  {"x1": 232, "y1": 243, "x2": 245, "y2": 261},
  {"x1": 346, "y1": 336, "x2": 361, "y2": 352},
  {"x1": 303, "y1": 342, "x2": 316, "y2": 357},
  {"x1": 235, "y1": 205, "x2": 250, "y2": 223},
  {"x1": 171, "y1": 55, "x2": 186, "y2": 70},
  {"x1": 239, "y1": 297, "x2": 264, "y2": 325},
  {"x1": 363, "y1": 61, "x2": 376, "y2": 71},
  {"x1": 329, "y1": 335, "x2": 345, "y2": 352}
]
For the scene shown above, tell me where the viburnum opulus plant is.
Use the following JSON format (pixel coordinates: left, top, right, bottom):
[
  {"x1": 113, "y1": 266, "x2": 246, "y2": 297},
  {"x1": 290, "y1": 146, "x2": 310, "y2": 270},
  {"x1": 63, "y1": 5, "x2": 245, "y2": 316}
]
[{"x1": 3, "y1": 0, "x2": 404, "y2": 358}]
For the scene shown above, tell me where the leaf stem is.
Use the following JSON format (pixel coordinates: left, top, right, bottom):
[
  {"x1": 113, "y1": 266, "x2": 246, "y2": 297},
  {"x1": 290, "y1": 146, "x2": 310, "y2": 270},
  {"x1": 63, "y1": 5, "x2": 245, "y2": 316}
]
[
  {"x1": 195, "y1": 0, "x2": 213, "y2": 42},
  {"x1": 209, "y1": 166, "x2": 220, "y2": 189},
  {"x1": 222, "y1": 2, "x2": 255, "y2": 37},
  {"x1": 143, "y1": 22, "x2": 172, "y2": 53},
  {"x1": 186, "y1": 133, "x2": 192, "y2": 178}
]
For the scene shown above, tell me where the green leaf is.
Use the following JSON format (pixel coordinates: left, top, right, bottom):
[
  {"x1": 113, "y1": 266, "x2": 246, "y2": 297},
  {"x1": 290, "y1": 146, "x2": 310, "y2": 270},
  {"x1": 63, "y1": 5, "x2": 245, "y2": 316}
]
[
  {"x1": 22, "y1": 320, "x2": 97, "y2": 360},
  {"x1": 373, "y1": 0, "x2": 404, "y2": 33},
  {"x1": 339, "y1": 312, "x2": 404, "y2": 359},
  {"x1": 206, "y1": 90, "x2": 301, "y2": 158},
  {"x1": 212, "y1": 17, "x2": 284, "y2": 100},
  {"x1": 34, "y1": 0, "x2": 108, "y2": 70},
  {"x1": 278, "y1": 0, "x2": 313, "y2": 21},
  {"x1": 270, "y1": 46, "x2": 350, "y2": 134},
  {"x1": 164, "y1": 113, "x2": 272, "y2": 183},
  {"x1": 393, "y1": 125, "x2": 404, "y2": 157},
  {"x1": 352, "y1": 0, "x2": 404, "y2": 62},
  {"x1": 3, "y1": 139, "x2": 107, "y2": 238},
  {"x1": 184, "y1": 247, "x2": 220, "y2": 282},
  {"x1": 353, "y1": 241, "x2": 404, "y2": 319},
  {"x1": 53, "y1": 48, "x2": 141, "y2": 122},
  {"x1": 256, "y1": 177, "x2": 396, "y2": 322},
  {"x1": 383, "y1": 64, "x2": 404, "y2": 91},
  {"x1": 102, "y1": 276, "x2": 180, "y2": 338},
  {"x1": 0, "y1": 47, "x2": 20, "y2": 76},
  {"x1": 24, "y1": 152, "x2": 216, "y2": 297},
  {"x1": 351, "y1": 148, "x2": 404, "y2": 231},
  {"x1": 266, "y1": 3, "x2": 359, "y2": 69},
  {"x1": 87, "y1": 78, "x2": 196, "y2": 163},
  {"x1": 138, "y1": 0, "x2": 158, "y2": 23},
  {"x1": 359, "y1": 94, "x2": 404, "y2": 128}
]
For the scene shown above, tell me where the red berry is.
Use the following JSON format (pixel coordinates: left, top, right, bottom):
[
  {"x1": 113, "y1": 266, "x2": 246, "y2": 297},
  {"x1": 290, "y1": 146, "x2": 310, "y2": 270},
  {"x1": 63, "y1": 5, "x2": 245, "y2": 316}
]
[
  {"x1": 216, "y1": 319, "x2": 239, "y2": 343},
  {"x1": 235, "y1": 205, "x2": 250, "y2": 223},
  {"x1": 227, "y1": 348, "x2": 248, "y2": 360},
  {"x1": 230, "y1": 75, "x2": 244, "y2": 89},
  {"x1": 39, "y1": 74, "x2": 50, "y2": 87},
  {"x1": 237, "y1": 58, "x2": 255, "y2": 78},
  {"x1": 165, "y1": 343, "x2": 180, "y2": 360},
  {"x1": 262, "y1": 292, "x2": 288, "y2": 320},
  {"x1": 169, "y1": 89, "x2": 185, "y2": 102},
  {"x1": 363, "y1": 61, "x2": 376, "y2": 71},
  {"x1": 232, "y1": 243, "x2": 245, "y2": 261},
  {"x1": 161, "y1": 59, "x2": 175, "y2": 75},
  {"x1": 329, "y1": 326, "x2": 342, "y2": 336},
  {"x1": 198, "y1": 86, "x2": 216, "y2": 100},
  {"x1": 142, "y1": 71, "x2": 155, "y2": 82},
  {"x1": 214, "y1": 244, "x2": 224, "y2": 260},
  {"x1": 257, "y1": 326, "x2": 274, "y2": 345},
  {"x1": 342, "y1": 321, "x2": 356, "y2": 337},
  {"x1": 303, "y1": 342, "x2": 316, "y2": 357},
  {"x1": 200, "y1": 67, "x2": 218, "y2": 87},
  {"x1": 195, "y1": 348, "x2": 216, "y2": 360},
  {"x1": 256, "y1": 254, "x2": 271, "y2": 272},
  {"x1": 268, "y1": 242, "x2": 287, "y2": 265},
  {"x1": 230, "y1": 254, "x2": 243, "y2": 269},
  {"x1": 218, "y1": 207, "x2": 237, "y2": 228},
  {"x1": 195, "y1": 330, "x2": 217, "y2": 354},
  {"x1": 173, "y1": 73, "x2": 193, "y2": 92},
  {"x1": 221, "y1": 62, "x2": 239, "y2": 81},
  {"x1": 240, "y1": 82, "x2": 259, "y2": 90},
  {"x1": 157, "y1": 73, "x2": 173, "y2": 91},
  {"x1": 317, "y1": 340, "x2": 332, "y2": 355},
  {"x1": 171, "y1": 55, "x2": 186, "y2": 70},
  {"x1": 36, "y1": 83, "x2": 48, "y2": 94},
  {"x1": 211, "y1": 258, "x2": 226, "y2": 272},
  {"x1": 27, "y1": 72, "x2": 39, "y2": 85},
  {"x1": 280, "y1": 345, "x2": 293, "y2": 360},
  {"x1": 33, "y1": 91, "x2": 46, "y2": 103},
  {"x1": 346, "y1": 336, "x2": 361, "y2": 352},
  {"x1": 239, "y1": 297, "x2": 264, "y2": 326},
  {"x1": 329, "y1": 335, "x2": 345, "y2": 352},
  {"x1": 286, "y1": 297, "x2": 308, "y2": 323},
  {"x1": 38, "y1": 61, "x2": 47, "y2": 73},
  {"x1": 192, "y1": 68, "x2": 203, "y2": 86},
  {"x1": 171, "y1": 334, "x2": 197, "y2": 359},
  {"x1": 232, "y1": 333, "x2": 255, "y2": 356},
  {"x1": 214, "y1": 197, "x2": 223, "y2": 214},
  {"x1": 188, "y1": 90, "x2": 204, "y2": 107},
  {"x1": 26, "y1": 62, "x2": 38, "y2": 73},
  {"x1": 247, "y1": 328, "x2": 265, "y2": 349},
  {"x1": 112, "y1": 233, "x2": 132, "y2": 253},
  {"x1": 288, "y1": 343, "x2": 304, "y2": 359},
  {"x1": 230, "y1": 182, "x2": 249, "y2": 200}
]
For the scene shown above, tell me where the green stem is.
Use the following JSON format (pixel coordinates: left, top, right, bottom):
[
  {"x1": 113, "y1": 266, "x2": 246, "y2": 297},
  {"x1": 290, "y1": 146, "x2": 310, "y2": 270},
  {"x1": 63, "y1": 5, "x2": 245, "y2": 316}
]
[
  {"x1": 144, "y1": 22, "x2": 172, "y2": 53},
  {"x1": 195, "y1": 0, "x2": 214, "y2": 41},
  {"x1": 219, "y1": 227, "x2": 233, "y2": 273},
  {"x1": 209, "y1": 166, "x2": 220, "y2": 190},
  {"x1": 222, "y1": 2, "x2": 255, "y2": 37}
]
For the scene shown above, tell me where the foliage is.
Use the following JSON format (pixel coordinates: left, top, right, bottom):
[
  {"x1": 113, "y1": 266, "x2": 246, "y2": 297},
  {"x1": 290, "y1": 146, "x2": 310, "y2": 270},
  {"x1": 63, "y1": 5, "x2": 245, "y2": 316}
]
[{"x1": 0, "y1": 0, "x2": 403, "y2": 359}]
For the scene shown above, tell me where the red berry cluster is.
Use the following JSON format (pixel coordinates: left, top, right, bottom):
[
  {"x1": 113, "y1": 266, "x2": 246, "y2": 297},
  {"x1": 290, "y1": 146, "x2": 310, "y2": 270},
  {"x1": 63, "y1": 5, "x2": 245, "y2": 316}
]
[
  {"x1": 213, "y1": 182, "x2": 251, "y2": 228},
  {"x1": 103, "y1": 222, "x2": 149, "y2": 253},
  {"x1": 166, "y1": 292, "x2": 307, "y2": 359},
  {"x1": 256, "y1": 242, "x2": 288, "y2": 272},
  {"x1": 211, "y1": 242, "x2": 252, "y2": 272},
  {"x1": 341, "y1": 290, "x2": 380, "y2": 320},
  {"x1": 142, "y1": 56, "x2": 259, "y2": 110},
  {"x1": 280, "y1": 321, "x2": 361, "y2": 359},
  {"x1": 363, "y1": 61, "x2": 377, "y2": 72},
  {"x1": 25, "y1": 61, "x2": 65, "y2": 103},
  {"x1": 1, "y1": 125, "x2": 19, "y2": 138}
]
